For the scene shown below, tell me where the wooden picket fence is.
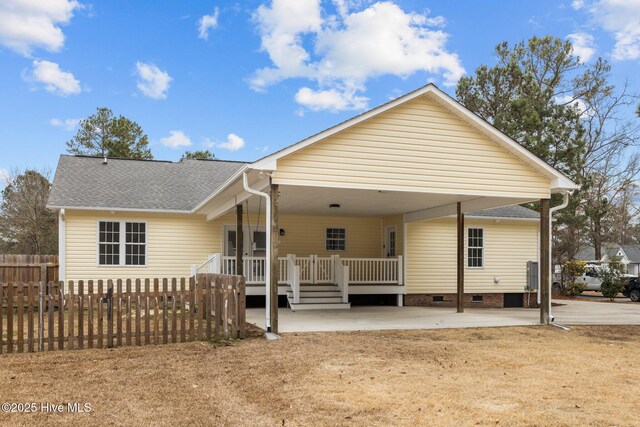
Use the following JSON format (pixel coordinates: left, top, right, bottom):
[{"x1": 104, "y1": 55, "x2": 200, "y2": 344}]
[
  {"x1": 0, "y1": 274, "x2": 246, "y2": 354},
  {"x1": 0, "y1": 254, "x2": 58, "y2": 285}
]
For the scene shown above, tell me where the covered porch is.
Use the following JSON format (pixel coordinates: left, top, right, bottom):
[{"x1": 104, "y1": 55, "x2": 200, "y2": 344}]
[
  {"x1": 192, "y1": 85, "x2": 578, "y2": 333},
  {"x1": 193, "y1": 252, "x2": 405, "y2": 309}
]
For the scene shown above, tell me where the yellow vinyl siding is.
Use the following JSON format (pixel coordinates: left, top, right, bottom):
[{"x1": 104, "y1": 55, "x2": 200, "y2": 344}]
[
  {"x1": 210, "y1": 213, "x2": 382, "y2": 258},
  {"x1": 274, "y1": 94, "x2": 550, "y2": 198},
  {"x1": 65, "y1": 210, "x2": 218, "y2": 282},
  {"x1": 406, "y1": 218, "x2": 538, "y2": 293}
]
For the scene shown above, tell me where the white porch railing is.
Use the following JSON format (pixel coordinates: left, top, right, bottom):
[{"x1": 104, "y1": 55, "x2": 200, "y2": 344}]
[
  {"x1": 342, "y1": 256, "x2": 403, "y2": 284},
  {"x1": 192, "y1": 254, "x2": 403, "y2": 287}
]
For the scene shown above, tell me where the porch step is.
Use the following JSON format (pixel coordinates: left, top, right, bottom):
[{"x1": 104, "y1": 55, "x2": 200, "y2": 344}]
[
  {"x1": 288, "y1": 301, "x2": 351, "y2": 310},
  {"x1": 286, "y1": 290, "x2": 342, "y2": 298},
  {"x1": 286, "y1": 284, "x2": 351, "y2": 310},
  {"x1": 298, "y1": 285, "x2": 341, "y2": 292},
  {"x1": 296, "y1": 296, "x2": 344, "y2": 303}
]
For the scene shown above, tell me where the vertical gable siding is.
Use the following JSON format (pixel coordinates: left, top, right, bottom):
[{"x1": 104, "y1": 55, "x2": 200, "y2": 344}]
[{"x1": 274, "y1": 95, "x2": 550, "y2": 198}]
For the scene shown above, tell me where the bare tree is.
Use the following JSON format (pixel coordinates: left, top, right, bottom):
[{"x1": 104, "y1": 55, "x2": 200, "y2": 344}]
[
  {"x1": 579, "y1": 81, "x2": 640, "y2": 258},
  {"x1": 0, "y1": 169, "x2": 57, "y2": 254}
]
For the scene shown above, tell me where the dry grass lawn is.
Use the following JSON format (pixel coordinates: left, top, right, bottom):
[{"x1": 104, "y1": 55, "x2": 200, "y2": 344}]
[{"x1": 0, "y1": 325, "x2": 638, "y2": 426}]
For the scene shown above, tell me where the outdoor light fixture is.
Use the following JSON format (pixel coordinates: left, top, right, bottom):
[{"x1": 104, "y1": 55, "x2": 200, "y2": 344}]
[
  {"x1": 329, "y1": 203, "x2": 340, "y2": 208},
  {"x1": 279, "y1": 228, "x2": 285, "y2": 236}
]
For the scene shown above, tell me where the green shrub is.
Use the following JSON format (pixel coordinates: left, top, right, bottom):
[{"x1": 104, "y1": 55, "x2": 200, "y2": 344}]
[
  {"x1": 561, "y1": 260, "x2": 587, "y2": 297},
  {"x1": 597, "y1": 259, "x2": 626, "y2": 301},
  {"x1": 563, "y1": 280, "x2": 587, "y2": 297}
]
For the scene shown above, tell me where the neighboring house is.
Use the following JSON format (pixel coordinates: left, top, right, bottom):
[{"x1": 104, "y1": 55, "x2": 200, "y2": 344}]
[
  {"x1": 575, "y1": 244, "x2": 640, "y2": 276},
  {"x1": 47, "y1": 84, "x2": 577, "y2": 317}
]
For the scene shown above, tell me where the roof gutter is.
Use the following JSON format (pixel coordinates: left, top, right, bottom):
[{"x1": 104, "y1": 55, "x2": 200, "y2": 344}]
[{"x1": 242, "y1": 170, "x2": 273, "y2": 332}]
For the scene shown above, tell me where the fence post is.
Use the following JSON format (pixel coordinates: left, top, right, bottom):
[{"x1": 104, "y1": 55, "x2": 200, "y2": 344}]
[
  {"x1": 0, "y1": 285, "x2": 3, "y2": 355},
  {"x1": 38, "y1": 281, "x2": 44, "y2": 352},
  {"x1": 238, "y1": 276, "x2": 246, "y2": 339},
  {"x1": 107, "y1": 280, "x2": 114, "y2": 348}
]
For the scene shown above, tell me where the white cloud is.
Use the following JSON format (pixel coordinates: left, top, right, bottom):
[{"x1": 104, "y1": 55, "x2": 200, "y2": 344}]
[
  {"x1": 571, "y1": 0, "x2": 585, "y2": 10},
  {"x1": 251, "y1": 0, "x2": 464, "y2": 112},
  {"x1": 135, "y1": 62, "x2": 172, "y2": 99},
  {"x1": 25, "y1": 60, "x2": 81, "y2": 95},
  {"x1": 216, "y1": 133, "x2": 245, "y2": 151},
  {"x1": 50, "y1": 117, "x2": 80, "y2": 130},
  {"x1": 567, "y1": 32, "x2": 596, "y2": 62},
  {"x1": 588, "y1": 0, "x2": 640, "y2": 61},
  {"x1": 0, "y1": 0, "x2": 80, "y2": 56},
  {"x1": 556, "y1": 95, "x2": 590, "y2": 118},
  {"x1": 198, "y1": 7, "x2": 219, "y2": 40},
  {"x1": 160, "y1": 130, "x2": 191, "y2": 148},
  {"x1": 295, "y1": 86, "x2": 368, "y2": 111}
]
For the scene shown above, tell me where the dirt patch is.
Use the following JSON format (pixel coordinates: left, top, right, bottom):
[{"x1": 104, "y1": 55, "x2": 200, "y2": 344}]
[{"x1": 0, "y1": 326, "x2": 639, "y2": 426}]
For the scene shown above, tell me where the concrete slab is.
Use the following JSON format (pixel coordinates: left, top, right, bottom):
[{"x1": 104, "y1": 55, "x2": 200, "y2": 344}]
[
  {"x1": 246, "y1": 299, "x2": 640, "y2": 333},
  {"x1": 551, "y1": 299, "x2": 640, "y2": 325}
]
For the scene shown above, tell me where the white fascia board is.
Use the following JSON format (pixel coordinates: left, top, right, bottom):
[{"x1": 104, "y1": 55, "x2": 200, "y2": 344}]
[
  {"x1": 204, "y1": 187, "x2": 266, "y2": 221},
  {"x1": 424, "y1": 86, "x2": 579, "y2": 191},
  {"x1": 252, "y1": 83, "x2": 578, "y2": 193},
  {"x1": 191, "y1": 164, "x2": 250, "y2": 212},
  {"x1": 46, "y1": 205, "x2": 194, "y2": 215}
]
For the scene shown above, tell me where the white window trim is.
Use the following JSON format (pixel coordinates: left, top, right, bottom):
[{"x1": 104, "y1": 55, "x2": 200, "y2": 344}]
[
  {"x1": 325, "y1": 227, "x2": 347, "y2": 252},
  {"x1": 96, "y1": 220, "x2": 148, "y2": 268},
  {"x1": 466, "y1": 226, "x2": 484, "y2": 269}
]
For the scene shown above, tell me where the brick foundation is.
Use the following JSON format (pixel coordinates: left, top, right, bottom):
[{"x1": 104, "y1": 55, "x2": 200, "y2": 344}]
[{"x1": 404, "y1": 292, "x2": 539, "y2": 308}]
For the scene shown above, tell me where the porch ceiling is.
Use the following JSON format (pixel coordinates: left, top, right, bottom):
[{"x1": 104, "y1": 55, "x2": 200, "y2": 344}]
[
  {"x1": 277, "y1": 185, "x2": 475, "y2": 216},
  {"x1": 237, "y1": 184, "x2": 536, "y2": 219}
]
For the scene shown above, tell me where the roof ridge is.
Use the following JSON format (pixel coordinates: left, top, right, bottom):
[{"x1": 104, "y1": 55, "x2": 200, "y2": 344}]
[{"x1": 63, "y1": 154, "x2": 248, "y2": 165}]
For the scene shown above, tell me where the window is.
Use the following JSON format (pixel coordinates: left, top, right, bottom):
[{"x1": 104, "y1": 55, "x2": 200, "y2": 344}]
[
  {"x1": 99, "y1": 221, "x2": 120, "y2": 265},
  {"x1": 326, "y1": 228, "x2": 346, "y2": 251},
  {"x1": 125, "y1": 222, "x2": 146, "y2": 266},
  {"x1": 467, "y1": 228, "x2": 484, "y2": 268},
  {"x1": 98, "y1": 221, "x2": 146, "y2": 266}
]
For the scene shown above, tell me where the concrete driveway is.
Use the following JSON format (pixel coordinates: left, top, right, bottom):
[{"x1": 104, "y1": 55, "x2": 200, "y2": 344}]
[{"x1": 246, "y1": 299, "x2": 640, "y2": 333}]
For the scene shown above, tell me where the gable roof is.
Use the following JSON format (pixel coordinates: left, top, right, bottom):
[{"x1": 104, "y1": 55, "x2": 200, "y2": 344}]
[
  {"x1": 621, "y1": 245, "x2": 640, "y2": 264},
  {"x1": 576, "y1": 244, "x2": 640, "y2": 264},
  {"x1": 47, "y1": 155, "x2": 247, "y2": 212},
  {"x1": 251, "y1": 84, "x2": 577, "y2": 192},
  {"x1": 467, "y1": 205, "x2": 539, "y2": 220}
]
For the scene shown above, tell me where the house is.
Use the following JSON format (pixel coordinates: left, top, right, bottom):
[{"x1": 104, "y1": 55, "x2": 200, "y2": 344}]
[
  {"x1": 47, "y1": 84, "x2": 577, "y2": 331},
  {"x1": 575, "y1": 244, "x2": 640, "y2": 276}
]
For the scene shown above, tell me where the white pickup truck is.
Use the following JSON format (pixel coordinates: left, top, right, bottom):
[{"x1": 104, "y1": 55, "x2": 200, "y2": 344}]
[{"x1": 579, "y1": 264, "x2": 635, "y2": 292}]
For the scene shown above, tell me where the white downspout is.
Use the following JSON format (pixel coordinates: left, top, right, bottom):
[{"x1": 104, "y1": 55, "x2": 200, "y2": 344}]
[
  {"x1": 58, "y1": 209, "x2": 66, "y2": 287},
  {"x1": 242, "y1": 171, "x2": 272, "y2": 331},
  {"x1": 548, "y1": 191, "x2": 571, "y2": 323}
]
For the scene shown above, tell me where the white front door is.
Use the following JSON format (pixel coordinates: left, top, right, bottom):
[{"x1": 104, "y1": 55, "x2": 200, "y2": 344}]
[{"x1": 384, "y1": 225, "x2": 397, "y2": 258}]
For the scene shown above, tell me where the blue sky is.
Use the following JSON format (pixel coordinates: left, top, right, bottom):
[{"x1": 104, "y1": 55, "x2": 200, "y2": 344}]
[{"x1": 0, "y1": 0, "x2": 638, "y2": 184}]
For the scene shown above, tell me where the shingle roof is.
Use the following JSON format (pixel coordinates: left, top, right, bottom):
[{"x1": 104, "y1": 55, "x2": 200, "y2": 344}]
[
  {"x1": 575, "y1": 244, "x2": 626, "y2": 262},
  {"x1": 48, "y1": 155, "x2": 246, "y2": 211},
  {"x1": 621, "y1": 245, "x2": 640, "y2": 264},
  {"x1": 467, "y1": 205, "x2": 539, "y2": 219},
  {"x1": 48, "y1": 156, "x2": 542, "y2": 218}
]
